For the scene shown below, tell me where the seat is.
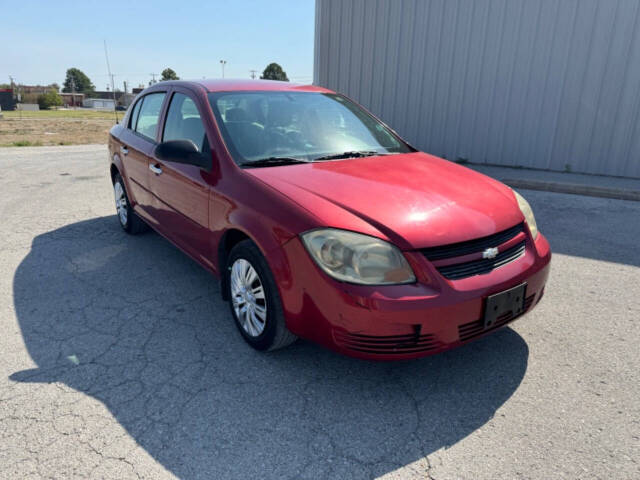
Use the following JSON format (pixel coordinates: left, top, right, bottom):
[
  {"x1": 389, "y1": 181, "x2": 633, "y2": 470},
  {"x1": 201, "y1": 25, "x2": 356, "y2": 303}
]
[
  {"x1": 223, "y1": 107, "x2": 265, "y2": 158},
  {"x1": 181, "y1": 117, "x2": 205, "y2": 151}
]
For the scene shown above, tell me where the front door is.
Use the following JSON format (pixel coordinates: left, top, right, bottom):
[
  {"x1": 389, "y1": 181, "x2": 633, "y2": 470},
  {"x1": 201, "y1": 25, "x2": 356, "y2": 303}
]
[{"x1": 149, "y1": 89, "x2": 213, "y2": 269}]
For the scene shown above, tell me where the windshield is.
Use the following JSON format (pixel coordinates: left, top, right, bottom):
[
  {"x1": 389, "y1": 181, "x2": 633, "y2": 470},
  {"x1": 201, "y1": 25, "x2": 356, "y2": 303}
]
[{"x1": 208, "y1": 92, "x2": 413, "y2": 166}]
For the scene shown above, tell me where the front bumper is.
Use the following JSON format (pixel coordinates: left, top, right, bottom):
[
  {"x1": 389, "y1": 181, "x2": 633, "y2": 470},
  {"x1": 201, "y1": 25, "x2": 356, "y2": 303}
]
[{"x1": 275, "y1": 232, "x2": 551, "y2": 361}]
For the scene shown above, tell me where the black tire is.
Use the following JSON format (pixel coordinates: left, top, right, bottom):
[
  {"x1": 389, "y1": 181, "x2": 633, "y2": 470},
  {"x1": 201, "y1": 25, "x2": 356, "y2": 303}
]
[
  {"x1": 226, "y1": 240, "x2": 297, "y2": 351},
  {"x1": 113, "y1": 173, "x2": 149, "y2": 234}
]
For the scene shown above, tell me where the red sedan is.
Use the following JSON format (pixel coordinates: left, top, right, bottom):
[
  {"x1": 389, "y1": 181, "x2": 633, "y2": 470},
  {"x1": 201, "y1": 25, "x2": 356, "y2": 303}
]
[{"x1": 108, "y1": 79, "x2": 551, "y2": 360}]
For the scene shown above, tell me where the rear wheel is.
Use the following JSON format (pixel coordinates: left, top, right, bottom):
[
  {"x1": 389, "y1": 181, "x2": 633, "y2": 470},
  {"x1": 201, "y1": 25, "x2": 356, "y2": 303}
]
[
  {"x1": 227, "y1": 240, "x2": 297, "y2": 351},
  {"x1": 113, "y1": 173, "x2": 148, "y2": 234}
]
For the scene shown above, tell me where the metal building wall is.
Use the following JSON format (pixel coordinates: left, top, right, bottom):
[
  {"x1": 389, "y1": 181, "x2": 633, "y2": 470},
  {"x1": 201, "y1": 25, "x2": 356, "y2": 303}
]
[{"x1": 314, "y1": 0, "x2": 640, "y2": 178}]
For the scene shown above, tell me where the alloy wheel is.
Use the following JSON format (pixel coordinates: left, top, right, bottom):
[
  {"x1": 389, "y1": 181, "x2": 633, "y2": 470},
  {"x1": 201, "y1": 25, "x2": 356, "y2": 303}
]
[{"x1": 230, "y1": 258, "x2": 267, "y2": 337}]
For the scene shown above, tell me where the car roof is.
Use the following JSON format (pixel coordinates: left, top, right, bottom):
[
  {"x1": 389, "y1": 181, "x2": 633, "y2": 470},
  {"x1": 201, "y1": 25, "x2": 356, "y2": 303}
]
[{"x1": 158, "y1": 79, "x2": 334, "y2": 94}]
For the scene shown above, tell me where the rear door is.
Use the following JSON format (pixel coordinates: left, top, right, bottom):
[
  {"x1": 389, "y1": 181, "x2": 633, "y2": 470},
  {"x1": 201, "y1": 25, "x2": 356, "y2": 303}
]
[
  {"x1": 149, "y1": 88, "x2": 213, "y2": 268},
  {"x1": 119, "y1": 91, "x2": 167, "y2": 219}
]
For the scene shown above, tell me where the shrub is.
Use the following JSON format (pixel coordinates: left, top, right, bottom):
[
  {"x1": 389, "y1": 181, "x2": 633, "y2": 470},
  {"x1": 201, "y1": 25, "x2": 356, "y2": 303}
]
[
  {"x1": 37, "y1": 89, "x2": 63, "y2": 110},
  {"x1": 11, "y1": 140, "x2": 43, "y2": 147}
]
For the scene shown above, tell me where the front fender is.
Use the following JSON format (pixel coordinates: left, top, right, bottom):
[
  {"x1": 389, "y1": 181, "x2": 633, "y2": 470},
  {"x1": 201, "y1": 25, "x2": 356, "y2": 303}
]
[{"x1": 210, "y1": 171, "x2": 320, "y2": 301}]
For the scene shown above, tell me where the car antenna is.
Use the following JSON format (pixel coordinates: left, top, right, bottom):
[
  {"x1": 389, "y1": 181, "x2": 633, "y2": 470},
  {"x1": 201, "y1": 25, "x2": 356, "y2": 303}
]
[{"x1": 103, "y1": 40, "x2": 118, "y2": 124}]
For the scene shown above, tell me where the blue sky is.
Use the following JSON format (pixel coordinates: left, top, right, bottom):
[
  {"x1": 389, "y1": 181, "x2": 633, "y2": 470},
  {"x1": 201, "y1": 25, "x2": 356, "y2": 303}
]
[{"x1": 2, "y1": 0, "x2": 315, "y2": 89}]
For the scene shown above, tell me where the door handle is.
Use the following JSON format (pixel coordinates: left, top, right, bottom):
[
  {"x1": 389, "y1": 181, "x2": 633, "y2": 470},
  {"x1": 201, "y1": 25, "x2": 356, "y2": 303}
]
[
  {"x1": 149, "y1": 163, "x2": 163, "y2": 175},
  {"x1": 120, "y1": 146, "x2": 129, "y2": 155}
]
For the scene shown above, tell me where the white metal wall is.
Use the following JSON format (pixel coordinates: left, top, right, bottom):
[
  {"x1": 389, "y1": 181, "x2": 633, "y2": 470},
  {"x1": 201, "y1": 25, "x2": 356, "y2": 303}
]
[{"x1": 314, "y1": 0, "x2": 640, "y2": 178}]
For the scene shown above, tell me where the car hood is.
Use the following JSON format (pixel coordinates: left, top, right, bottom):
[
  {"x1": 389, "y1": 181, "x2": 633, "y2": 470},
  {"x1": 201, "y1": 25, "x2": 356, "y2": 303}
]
[{"x1": 246, "y1": 152, "x2": 524, "y2": 250}]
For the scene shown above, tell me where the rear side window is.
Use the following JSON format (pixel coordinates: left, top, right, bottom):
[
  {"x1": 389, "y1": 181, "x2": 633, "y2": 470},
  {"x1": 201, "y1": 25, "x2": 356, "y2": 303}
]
[
  {"x1": 163, "y1": 93, "x2": 206, "y2": 151},
  {"x1": 135, "y1": 93, "x2": 166, "y2": 141},
  {"x1": 128, "y1": 98, "x2": 142, "y2": 130}
]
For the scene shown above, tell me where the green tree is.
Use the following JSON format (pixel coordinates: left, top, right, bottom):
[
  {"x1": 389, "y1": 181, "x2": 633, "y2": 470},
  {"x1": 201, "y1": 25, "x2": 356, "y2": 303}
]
[
  {"x1": 62, "y1": 68, "x2": 95, "y2": 94},
  {"x1": 37, "y1": 89, "x2": 63, "y2": 110},
  {"x1": 260, "y1": 63, "x2": 289, "y2": 81},
  {"x1": 160, "y1": 68, "x2": 179, "y2": 81}
]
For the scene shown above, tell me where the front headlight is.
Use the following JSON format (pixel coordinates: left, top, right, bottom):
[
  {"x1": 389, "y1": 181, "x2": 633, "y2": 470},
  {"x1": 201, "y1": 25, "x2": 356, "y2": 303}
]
[
  {"x1": 301, "y1": 229, "x2": 415, "y2": 285},
  {"x1": 513, "y1": 190, "x2": 538, "y2": 239}
]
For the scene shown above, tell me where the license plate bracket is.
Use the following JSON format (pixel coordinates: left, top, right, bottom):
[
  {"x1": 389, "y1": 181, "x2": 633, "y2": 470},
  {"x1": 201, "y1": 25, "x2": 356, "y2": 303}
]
[{"x1": 484, "y1": 283, "x2": 527, "y2": 329}]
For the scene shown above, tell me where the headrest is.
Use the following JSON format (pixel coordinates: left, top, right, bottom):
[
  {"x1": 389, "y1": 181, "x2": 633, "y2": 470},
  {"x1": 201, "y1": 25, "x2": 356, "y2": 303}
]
[{"x1": 225, "y1": 108, "x2": 250, "y2": 122}]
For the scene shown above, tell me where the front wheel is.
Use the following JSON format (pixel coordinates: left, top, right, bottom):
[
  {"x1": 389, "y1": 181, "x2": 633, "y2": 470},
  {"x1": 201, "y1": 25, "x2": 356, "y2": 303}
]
[{"x1": 226, "y1": 240, "x2": 297, "y2": 351}]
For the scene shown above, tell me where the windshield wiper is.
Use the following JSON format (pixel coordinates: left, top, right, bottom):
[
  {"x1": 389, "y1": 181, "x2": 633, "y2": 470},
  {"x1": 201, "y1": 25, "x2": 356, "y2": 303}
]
[
  {"x1": 239, "y1": 157, "x2": 310, "y2": 168},
  {"x1": 313, "y1": 150, "x2": 387, "y2": 161}
]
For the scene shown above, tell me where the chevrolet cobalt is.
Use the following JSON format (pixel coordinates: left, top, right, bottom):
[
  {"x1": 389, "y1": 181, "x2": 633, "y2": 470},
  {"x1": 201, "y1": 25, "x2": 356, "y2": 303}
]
[{"x1": 108, "y1": 79, "x2": 551, "y2": 360}]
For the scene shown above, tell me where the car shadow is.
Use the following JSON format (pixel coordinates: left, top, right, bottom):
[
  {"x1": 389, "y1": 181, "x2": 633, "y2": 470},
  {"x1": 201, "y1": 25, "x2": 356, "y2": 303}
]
[{"x1": 11, "y1": 216, "x2": 529, "y2": 479}]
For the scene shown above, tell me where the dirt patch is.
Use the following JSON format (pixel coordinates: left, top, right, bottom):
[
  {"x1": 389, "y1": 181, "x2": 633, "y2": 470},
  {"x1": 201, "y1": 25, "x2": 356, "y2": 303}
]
[
  {"x1": 0, "y1": 116, "x2": 118, "y2": 146},
  {"x1": 0, "y1": 110, "x2": 125, "y2": 146}
]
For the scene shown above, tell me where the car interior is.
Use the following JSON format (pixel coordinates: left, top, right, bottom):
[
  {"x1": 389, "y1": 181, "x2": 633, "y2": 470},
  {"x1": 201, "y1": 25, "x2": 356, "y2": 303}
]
[{"x1": 212, "y1": 93, "x2": 405, "y2": 163}]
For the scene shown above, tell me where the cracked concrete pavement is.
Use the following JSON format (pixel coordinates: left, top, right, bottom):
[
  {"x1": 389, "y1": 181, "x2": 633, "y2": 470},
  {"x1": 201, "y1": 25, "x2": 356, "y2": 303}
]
[{"x1": 0, "y1": 144, "x2": 638, "y2": 479}]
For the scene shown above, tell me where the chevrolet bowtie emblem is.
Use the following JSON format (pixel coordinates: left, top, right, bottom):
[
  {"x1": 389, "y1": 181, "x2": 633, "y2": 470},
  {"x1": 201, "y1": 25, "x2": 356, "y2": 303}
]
[{"x1": 482, "y1": 247, "x2": 499, "y2": 259}]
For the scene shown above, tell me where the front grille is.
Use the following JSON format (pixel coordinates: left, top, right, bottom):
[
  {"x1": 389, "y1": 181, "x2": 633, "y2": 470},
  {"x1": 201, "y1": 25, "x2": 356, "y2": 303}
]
[
  {"x1": 334, "y1": 331, "x2": 441, "y2": 355},
  {"x1": 421, "y1": 223, "x2": 524, "y2": 261},
  {"x1": 436, "y1": 241, "x2": 526, "y2": 280},
  {"x1": 458, "y1": 294, "x2": 535, "y2": 342}
]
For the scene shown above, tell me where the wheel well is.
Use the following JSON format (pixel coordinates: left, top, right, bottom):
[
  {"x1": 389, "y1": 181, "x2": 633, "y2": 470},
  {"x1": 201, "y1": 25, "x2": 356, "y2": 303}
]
[
  {"x1": 110, "y1": 164, "x2": 119, "y2": 184},
  {"x1": 218, "y1": 229, "x2": 251, "y2": 300}
]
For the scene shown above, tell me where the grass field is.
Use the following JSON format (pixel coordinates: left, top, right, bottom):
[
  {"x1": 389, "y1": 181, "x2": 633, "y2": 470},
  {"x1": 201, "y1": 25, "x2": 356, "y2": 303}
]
[{"x1": 0, "y1": 109, "x2": 125, "y2": 146}]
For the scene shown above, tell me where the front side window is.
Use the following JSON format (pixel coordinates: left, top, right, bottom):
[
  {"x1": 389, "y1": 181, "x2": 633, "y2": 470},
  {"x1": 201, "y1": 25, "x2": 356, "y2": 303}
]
[
  {"x1": 135, "y1": 92, "x2": 166, "y2": 141},
  {"x1": 163, "y1": 93, "x2": 206, "y2": 151},
  {"x1": 208, "y1": 92, "x2": 412, "y2": 165}
]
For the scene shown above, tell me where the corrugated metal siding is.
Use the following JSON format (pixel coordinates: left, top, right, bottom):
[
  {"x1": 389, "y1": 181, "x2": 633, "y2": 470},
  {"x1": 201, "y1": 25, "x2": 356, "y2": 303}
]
[{"x1": 314, "y1": 0, "x2": 640, "y2": 178}]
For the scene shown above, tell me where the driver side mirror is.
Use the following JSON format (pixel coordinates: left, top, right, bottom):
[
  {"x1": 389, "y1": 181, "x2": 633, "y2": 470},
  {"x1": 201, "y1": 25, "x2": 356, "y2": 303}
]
[{"x1": 154, "y1": 139, "x2": 210, "y2": 170}]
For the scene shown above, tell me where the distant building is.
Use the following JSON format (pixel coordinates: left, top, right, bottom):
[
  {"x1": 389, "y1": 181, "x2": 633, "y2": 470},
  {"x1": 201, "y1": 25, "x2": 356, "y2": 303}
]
[
  {"x1": 59, "y1": 93, "x2": 84, "y2": 107},
  {"x1": 83, "y1": 98, "x2": 116, "y2": 110},
  {"x1": 0, "y1": 89, "x2": 16, "y2": 111},
  {"x1": 20, "y1": 84, "x2": 58, "y2": 94},
  {"x1": 93, "y1": 91, "x2": 134, "y2": 108},
  {"x1": 17, "y1": 104, "x2": 40, "y2": 111}
]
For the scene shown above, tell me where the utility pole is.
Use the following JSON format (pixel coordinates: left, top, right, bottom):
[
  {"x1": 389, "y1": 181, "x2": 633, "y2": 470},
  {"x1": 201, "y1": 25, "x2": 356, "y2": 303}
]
[
  {"x1": 9, "y1": 76, "x2": 20, "y2": 118},
  {"x1": 250, "y1": 70, "x2": 257, "y2": 79},
  {"x1": 70, "y1": 77, "x2": 76, "y2": 109},
  {"x1": 8, "y1": 76, "x2": 16, "y2": 108},
  {"x1": 220, "y1": 60, "x2": 227, "y2": 79},
  {"x1": 123, "y1": 80, "x2": 129, "y2": 109},
  {"x1": 149, "y1": 73, "x2": 158, "y2": 84}
]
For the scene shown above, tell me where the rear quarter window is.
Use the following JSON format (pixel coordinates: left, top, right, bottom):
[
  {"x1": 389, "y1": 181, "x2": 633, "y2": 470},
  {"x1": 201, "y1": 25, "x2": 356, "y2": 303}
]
[{"x1": 128, "y1": 98, "x2": 142, "y2": 130}]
